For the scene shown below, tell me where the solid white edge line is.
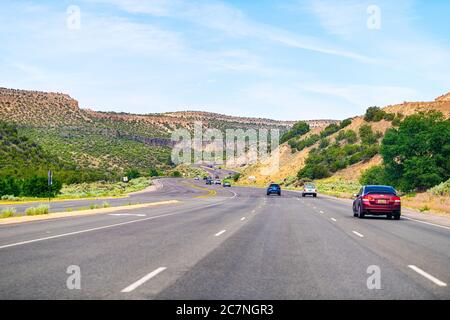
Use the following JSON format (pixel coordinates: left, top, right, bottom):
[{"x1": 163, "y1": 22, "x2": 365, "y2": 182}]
[
  {"x1": 0, "y1": 212, "x2": 180, "y2": 250},
  {"x1": 408, "y1": 265, "x2": 447, "y2": 287},
  {"x1": 0, "y1": 186, "x2": 240, "y2": 250},
  {"x1": 352, "y1": 231, "x2": 364, "y2": 238},
  {"x1": 215, "y1": 230, "x2": 226, "y2": 237},
  {"x1": 331, "y1": 218, "x2": 337, "y2": 222},
  {"x1": 241, "y1": 217, "x2": 246, "y2": 221},
  {"x1": 403, "y1": 217, "x2": 450, "y2": 231},
  {"x1": 121, "y1": 267, "x2": 167, "y2": 293},
  {"x1": 319, "y1": 211, "x2": 324, "y2": 214}
]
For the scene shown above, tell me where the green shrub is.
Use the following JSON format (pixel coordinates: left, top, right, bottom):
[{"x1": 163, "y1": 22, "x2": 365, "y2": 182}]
[
  {"x1": 1, "y1": 207, "x2": 17, "y2": 218},
  {"x1": 298, "y1": 164, "x2": 330, "y2": 180},
  {"x1": 364, "y1": 107, "x2": 385, "y2": 122},
  {"x1": 281, "y1": 121, "x2": 310, "y2": 144},
  {"x1": 172, "y1": 171, "x2": 182, "y2": 178},
  {"x1": 233, "y1": 173, "x2": 241, "y2": 182},
  {"x1": 344, "y1": 130, "x2": 358, "y2": 144},
  {"x1": 0, "y1": 177, "x2": 21, "y2": 197},
  {"x1": 381, "y1": 111, "x2": 449, "y2": 192},
  {"x1": 21, "y1": 176, "x2": 62, "y2": 198},
  {"x1": 359, "y1": 166, "x2": 388, "y2": 185},
  {"x1": 320, "y1": 124, "x2": 340, "y2": 138},
  {"x1": 359, "y1": 125, "x2": 382, "y2": 145},
  {"x1": 336, "y1": 130, "x2": 357, "y2": 144},
  {"x1": 148, "y1": 168, "x2": 160, "y2": 177},
  {"x1": 364, "y1": 106, "x2": 396, "y2": 123},
  {"x1": 25, "y1": 205, "x2": 49, "y2": 216},
  {"x1": 339, "y1": 118, "x2": 352, "y2": 129},
  {"x1": 125, "y1": 169, "x2": 141, "y2": 180},
  {"x1": 102, "y1": 201, "x2": 111, "y2": 208},
  {"x1": 292, "y1": 134, "x2": 321, "y2": 152},
  {"x1": 360, "y1": 145, "x2": 380, "y2": 161},
  {"x1": 428, "y1": 179, "x2": 450, "y2": 196},
  {"x1": 319, "y1": 138, "x2": 330, "y2": 149},
  {"x1": 335, "y1": 131, "x2": 346, "y2": 142},
  {"x1": 1, "y1": 195, "x2": 20, "y2": 201},
  {"x1": 383, "y1": 113, "x2": 395, "y2": 121}
]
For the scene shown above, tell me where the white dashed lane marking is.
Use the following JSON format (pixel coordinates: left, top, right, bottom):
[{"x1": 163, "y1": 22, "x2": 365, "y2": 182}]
[
  {"x1": 352, "y1": 231, "x2": 364, "y2": 238},
  {"x1": 121, "y1": 267, "x2": 167, "y2": 293},
  {"x1": 215, "y1": 230, "x2": 226, "y2": 237}
]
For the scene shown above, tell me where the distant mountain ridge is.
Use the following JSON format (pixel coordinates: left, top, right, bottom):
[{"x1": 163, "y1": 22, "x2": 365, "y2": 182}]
[
  {"x1": 0, "y1": 87, "x2": 336, "y2": 132},
  {"x1": 0, "y1": 87, "x2": 337, "y2": 176}
]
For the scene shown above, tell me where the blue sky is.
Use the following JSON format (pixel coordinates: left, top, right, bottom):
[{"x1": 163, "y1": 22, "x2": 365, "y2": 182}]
[{"x1": 0, "y1": 0, "x2": 449, "y2": 120}]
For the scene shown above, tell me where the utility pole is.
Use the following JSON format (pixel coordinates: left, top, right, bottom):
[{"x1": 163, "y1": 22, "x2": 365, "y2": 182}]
[{"x1": 48, "y1": 170, "x2": 53, "y2": 204}]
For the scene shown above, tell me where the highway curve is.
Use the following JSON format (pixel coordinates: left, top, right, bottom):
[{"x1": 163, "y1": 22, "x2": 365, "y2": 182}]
[{"x1": 0, "y1": 173, "x2": 449, "y2": 300}]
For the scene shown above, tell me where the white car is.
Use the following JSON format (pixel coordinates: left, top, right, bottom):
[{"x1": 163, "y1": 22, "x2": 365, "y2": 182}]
[
  {"x1": 302, "y1": 184, "x2": 317, "y2": 198},
  {"x1": 214, "y1": 179, "x2": 221, "y2": 185},
  {"x1": 194, "y1": 176, "x2": 200, "y2": 180}
]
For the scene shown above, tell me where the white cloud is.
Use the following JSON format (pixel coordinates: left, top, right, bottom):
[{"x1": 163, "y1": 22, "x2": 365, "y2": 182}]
[
  {"x1": 88, "y1": 0, "x2": 375, "y2": 63},
  {"x1": 306, "y1": 0, "x2": 368, "y2": 39}
]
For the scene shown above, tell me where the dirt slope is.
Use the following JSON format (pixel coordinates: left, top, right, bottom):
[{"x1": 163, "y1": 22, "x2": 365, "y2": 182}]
[{"x1": 238, "y1": 93, "x2": 450, "y2": 186}]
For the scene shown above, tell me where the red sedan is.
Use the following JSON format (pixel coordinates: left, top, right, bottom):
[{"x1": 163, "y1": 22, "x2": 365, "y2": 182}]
[{"x1": 353, "y1": 185, "x2": 401, "y2": 220}]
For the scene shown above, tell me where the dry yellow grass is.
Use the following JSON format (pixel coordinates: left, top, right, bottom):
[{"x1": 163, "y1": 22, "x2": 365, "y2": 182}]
[{"x1": 402, "y1": 193, "x2": 450, "y2": 216}]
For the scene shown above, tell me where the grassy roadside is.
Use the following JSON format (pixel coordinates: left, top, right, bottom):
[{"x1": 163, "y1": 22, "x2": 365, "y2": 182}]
[
  {"x1": 0, "y1": 177, "x2": 152, "y2": 205},
  {"x1": 0, "y1": 200, "x2": 180, "y2": 225}
]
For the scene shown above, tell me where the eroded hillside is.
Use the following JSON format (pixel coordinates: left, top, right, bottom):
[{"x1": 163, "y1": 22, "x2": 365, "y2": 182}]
[{"x1": 238, "y1": 93, "x2": 450, "y2": 186}]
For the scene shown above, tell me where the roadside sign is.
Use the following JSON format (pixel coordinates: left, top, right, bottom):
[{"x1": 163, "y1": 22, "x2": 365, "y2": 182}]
[{"x1": 48, "y1": 170, "x2": 53, "y2": 186}]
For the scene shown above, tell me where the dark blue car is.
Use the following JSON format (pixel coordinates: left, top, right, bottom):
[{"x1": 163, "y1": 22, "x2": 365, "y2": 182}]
[{"x1": 267, "y1": 183, "x2": 281, "y2": 196}]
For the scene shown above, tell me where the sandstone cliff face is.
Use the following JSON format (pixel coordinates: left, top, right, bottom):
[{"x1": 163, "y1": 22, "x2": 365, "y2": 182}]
[
  {"x1": 0, "y1": 88, "x2": 90, "y2": 126},
  {"x1": 435, "y1": 92, "x2": 450, "y2": 102}
]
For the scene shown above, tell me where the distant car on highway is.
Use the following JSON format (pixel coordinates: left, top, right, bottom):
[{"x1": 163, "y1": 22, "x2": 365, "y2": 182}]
[
  {"x1": 194, "y1": 176, "x2": 200, "y2": 180},
  {"x1": 206, "y1": 179, "x2": 213, "y2": 185},
  {"x1": 223, "y1": 180, "x2": 231, "y2": 187},
  {"x1": 353, "y1": 185, "x2": 401, "y2": 220},
  {"x1": 214, "y1": 179, "x2": 221, "y2": 185},
  {"x1": 267, "y1": 183, "x2": 281, "y2": 196},
  {"x1": 302, "y1": 183, "x2": 317, "y2": 198}
]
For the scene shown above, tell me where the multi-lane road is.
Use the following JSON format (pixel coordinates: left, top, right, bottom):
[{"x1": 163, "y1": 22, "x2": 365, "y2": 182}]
[{"x1": 0, "y1": 175, "x2": 449, "y2": 299}]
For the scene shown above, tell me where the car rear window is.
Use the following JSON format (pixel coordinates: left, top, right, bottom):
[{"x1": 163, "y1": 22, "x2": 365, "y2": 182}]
[
  {"x1": 365, "y1": 186, "x2": 396, "y2": 195},
  {"x1": 305, "y1": 184, "x2": 316, "y2": 188},
  {"x1": 269, "y1": 184, "x2": 280, "y2": 188}
]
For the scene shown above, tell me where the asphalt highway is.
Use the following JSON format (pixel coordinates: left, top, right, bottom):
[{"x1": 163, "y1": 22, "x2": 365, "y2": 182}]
[{"x1": 0, "y1": 176, "x2": 449, "y2": 299}]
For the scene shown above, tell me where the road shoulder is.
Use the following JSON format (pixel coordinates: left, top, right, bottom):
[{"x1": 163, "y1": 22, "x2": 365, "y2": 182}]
[
  {"x1": 0, "y1": 200, "x2": 180, "y2": 226},
  {"x1": 315, "y1": 192, "x2": 450, "y2": 229}
]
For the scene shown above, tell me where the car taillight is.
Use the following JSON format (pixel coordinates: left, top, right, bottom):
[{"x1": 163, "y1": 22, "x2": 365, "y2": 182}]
[
  {"x1": 362, "y1": 195, "x2": 372, "y2": 202},
  {"x1": 392, "y1": 196, "x2": 401, "y2": 204}
]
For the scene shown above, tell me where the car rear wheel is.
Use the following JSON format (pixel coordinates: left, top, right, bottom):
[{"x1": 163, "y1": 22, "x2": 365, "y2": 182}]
[
  {"x1": 393, "y1": 212, "x2": 401, "y2": 220},
  {"x1": 313, "y1": 194, "x2": 317, "y2": 198},
  {"x1": 387, "y1": 213, "x2": 393, "y2": 220},
  {"x1": 358, "y1": 206, "x2": 365, "y2": 219}
]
